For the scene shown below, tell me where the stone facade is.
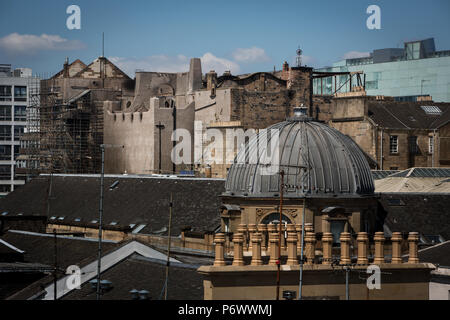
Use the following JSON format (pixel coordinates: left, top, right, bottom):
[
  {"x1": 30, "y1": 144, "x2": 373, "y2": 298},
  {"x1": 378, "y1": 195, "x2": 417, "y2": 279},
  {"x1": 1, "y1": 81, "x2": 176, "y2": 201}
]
[
  {"x1": 102, "y1": 60, "x2": 313, "y2": 176},
  {"x1": 329, "y1": 95, "x2": 450, "y2": 170},
  {"x1": 33, "y1": 57, "x2": 134, "y2": 174},
  {"x1": 220, "y1": 197, "x2": 379, "y2": 240},
  {"x1": 198, "y1": 229, "x2": 433, "y2": 300}
]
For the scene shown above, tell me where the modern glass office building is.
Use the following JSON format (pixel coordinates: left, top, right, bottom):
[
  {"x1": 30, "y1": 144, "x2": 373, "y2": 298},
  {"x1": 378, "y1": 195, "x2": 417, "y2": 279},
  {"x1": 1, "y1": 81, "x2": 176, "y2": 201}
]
[{"x1": 314, "y1": 38, "x2": 450, "y2": 102}]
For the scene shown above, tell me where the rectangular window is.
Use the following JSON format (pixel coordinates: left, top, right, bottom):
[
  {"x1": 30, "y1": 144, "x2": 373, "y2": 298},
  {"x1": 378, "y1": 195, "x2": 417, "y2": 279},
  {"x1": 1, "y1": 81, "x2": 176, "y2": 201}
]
[
  {"x1": 14, "y1": 86, "x2": 27, "y2": 102},
  {"x1": 390, "y1": 135, "x2": 398, "y2": 154},
  {"x1": 13, "y1": 125, "x2": 24, "y2": 141},
  {"x1": 13, "y1": 145, "x2": 19, "y2": 160},
  {"x1": 0, "y1": 126, "x2": 11, "y2": 141},
  {"x1": 365, "y1": 80, "x2": 378, "y2": 90},
  {"x1": 0, "y1": 106, "x2": 12, "y2": 121},
  {"x1": 0, "y1": 184, "x2": 10, "y2": 193},
  {"x1": 14, "y1": 106, "x2": 26, "y2": 121},
  {"x1": 0, "y1": 145, "x2": 11, "y2": 160},
  {"x1": 330, "y1": 220, "x2": 346, "y2": 246},
  {"x1": 429, "y1": 136, "x2": 434, "y2": 154},
  {"x1": 408, "y1": 136, "x2": 419, "y2": 155},
  {"x1": 0, "y1": 165, "x2": 11, "y2": 180},
  {"x1": 0, "y1": 86, "x2": 12, "y2": 101}
]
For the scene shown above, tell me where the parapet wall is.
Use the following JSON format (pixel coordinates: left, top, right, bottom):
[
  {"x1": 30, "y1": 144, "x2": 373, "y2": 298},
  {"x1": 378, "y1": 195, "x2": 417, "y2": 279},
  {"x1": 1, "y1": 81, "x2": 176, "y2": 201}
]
[{"x1": 197, "y1": 223, "x2": 434, "y2": 300}]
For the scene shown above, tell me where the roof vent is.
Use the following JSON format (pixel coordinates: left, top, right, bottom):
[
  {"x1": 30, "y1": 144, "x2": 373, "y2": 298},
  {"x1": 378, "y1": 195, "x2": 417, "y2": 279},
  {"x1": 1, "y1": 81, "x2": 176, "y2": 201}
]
[
  {"x1": 89, "y1": 279, "x2": 113, "y2": 294},
  {"x1": 89, "y1": 279, "x2": 97, "y2": 290},
  {"x1": 129, "y1": 289, "x2": 139, "y2": 300},
  {"x1": 138, "y1": 290, "x2": 150, "y2": 300},
  {"x1": 100, "y1": 280, "x2": 113, "y2": 291}
]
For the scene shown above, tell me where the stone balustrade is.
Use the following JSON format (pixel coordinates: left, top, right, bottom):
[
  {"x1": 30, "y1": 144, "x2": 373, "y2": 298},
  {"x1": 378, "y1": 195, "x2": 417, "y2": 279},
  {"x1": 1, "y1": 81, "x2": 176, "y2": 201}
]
[{"x1": 213, "y1": 224, "x2": 420, "y2": 267}]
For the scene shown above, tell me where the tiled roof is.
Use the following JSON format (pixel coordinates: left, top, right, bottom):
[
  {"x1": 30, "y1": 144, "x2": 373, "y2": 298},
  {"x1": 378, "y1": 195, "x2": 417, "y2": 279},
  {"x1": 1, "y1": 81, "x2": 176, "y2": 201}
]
[
  {"x1": 62, "y1": 254, "x2": 204, "y2": 300},
  {"x1": 368, "y1": 101, "x2": 450, "y2": 129},
  {"x1": 418, "y1": 241, "x2": 450, "y2": 267},
  {"x1": 0, "y1": 175, "x2": 225, "y2": 236},
  {"x1": 1, "y1": 230, "x2": 119, "y2": 299},
  {"x1": 0, "y1": 230, "x2": 118, "y2": 269},
  {"x1": 380, "y1": 193, "x2": 450, "y2": 240}
]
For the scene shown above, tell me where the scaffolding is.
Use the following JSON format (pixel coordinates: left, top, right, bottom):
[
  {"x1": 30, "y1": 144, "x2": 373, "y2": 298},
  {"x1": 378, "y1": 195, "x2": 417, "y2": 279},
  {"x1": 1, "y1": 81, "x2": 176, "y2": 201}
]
[{"x1": 20, "y1": 78, "x2": 104, "y2": 178}]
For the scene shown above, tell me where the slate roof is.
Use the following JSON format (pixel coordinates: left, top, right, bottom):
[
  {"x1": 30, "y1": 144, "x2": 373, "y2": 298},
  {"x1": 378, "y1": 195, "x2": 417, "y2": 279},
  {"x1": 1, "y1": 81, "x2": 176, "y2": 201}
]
[
  {"x1": 2, "y1": 229, "x2": 209, "y2": 300},
  {"x1": 1, "y1": 230, "x2": 119, "y2": 300},
  {"x1": 0, "y1": 175, "x2": 225, "y2": 236},
  {"x1": 0, "y1": 230, "x2": 118, "y2": 269},
  {"x1": 380, "y1": 193, "x2": 450, "y2": 240},
  {"x1": 368, "y1": 101, "x2": 450, "y2": 129},
  {"x1": 62, "y1": 254, "x2": 204, "y2": 300},
  {"x1": 418, "y1": 241, "x2": 450, "y2": 267}
]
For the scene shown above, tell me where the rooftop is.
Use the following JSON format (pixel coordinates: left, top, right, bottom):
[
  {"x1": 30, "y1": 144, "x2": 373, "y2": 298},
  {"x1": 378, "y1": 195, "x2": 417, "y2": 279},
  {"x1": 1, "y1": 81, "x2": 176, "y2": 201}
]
[
  {"x1": 225, "y1": 116, "x2": 374, "y2": 198},
  {"x1": 0, "y1": 174, "x2": 225, "y2": 236},
  {"x1": 374, "y1": 168, "x2": 450, "y2": 193},
  {"x1": 380, "y1": 193, "x2": 450, "y2": 240},
  {"x1": 368, "y1": 101, "x2": 450, "y2": 130}
]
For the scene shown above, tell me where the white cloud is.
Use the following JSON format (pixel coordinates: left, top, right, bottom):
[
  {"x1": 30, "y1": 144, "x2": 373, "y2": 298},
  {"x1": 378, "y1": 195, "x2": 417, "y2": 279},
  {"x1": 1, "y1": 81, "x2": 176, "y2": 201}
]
[
  {"x1": 201, "y1": 52, "x2": 240, "y2": 74},
  {"x1": 342, "y1": 51, "x2": 371, "y2": 60},
  {"x1": 109, "y1": 53, "x2": 240, "y2": 78},
  {"x1": 0, "y1": 33, "x2": 85, "y2": 54},
  {"x1": 232, "y1": 47, "x2": 270, "y2": 63},
  {"x1": 109, "y1": 55, "x2": 190, "y2": 76}
]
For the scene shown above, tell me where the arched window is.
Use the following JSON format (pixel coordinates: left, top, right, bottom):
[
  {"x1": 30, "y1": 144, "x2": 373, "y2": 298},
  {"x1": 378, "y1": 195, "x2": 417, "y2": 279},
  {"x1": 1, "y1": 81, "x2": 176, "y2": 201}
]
[{"x1": 261, "y1": 212, "x2": 292, "y2": 225}]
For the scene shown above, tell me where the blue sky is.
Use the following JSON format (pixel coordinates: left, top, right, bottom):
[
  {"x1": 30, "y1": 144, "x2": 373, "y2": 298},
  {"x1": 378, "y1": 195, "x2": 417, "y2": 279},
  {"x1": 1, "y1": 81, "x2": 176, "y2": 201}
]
[{"x1": 1, "y1": 0, "x2": 449, "y2": 77}]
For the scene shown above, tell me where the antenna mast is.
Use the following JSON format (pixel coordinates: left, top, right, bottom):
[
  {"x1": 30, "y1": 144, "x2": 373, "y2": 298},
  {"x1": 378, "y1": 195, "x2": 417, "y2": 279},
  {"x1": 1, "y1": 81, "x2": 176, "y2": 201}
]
[{"x1": 296, "y1": 46, "x2": 302, "y2": 67}]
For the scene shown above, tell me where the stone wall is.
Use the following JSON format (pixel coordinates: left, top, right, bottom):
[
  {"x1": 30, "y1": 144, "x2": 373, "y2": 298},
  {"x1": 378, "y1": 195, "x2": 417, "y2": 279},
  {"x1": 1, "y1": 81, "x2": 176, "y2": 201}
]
[
  {"x1": 230, "y1": 88, "x2": 293, "y2": 129},
  {"x1": 104, "y1": 97, "x2": 195, "y2": 174},
  {"x1": 198, "y1": 229, "x2": 432, "y2": 300}
]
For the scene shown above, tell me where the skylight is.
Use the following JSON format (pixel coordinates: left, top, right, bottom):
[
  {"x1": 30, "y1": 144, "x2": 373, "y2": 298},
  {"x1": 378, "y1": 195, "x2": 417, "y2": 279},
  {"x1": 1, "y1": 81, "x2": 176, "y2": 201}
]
[
  {"x1": 421, "y1": 105, "x2": 442, "y2": 115},
  {"x1": 131, "y1": 224, "x2": 147, "y2": 234}
]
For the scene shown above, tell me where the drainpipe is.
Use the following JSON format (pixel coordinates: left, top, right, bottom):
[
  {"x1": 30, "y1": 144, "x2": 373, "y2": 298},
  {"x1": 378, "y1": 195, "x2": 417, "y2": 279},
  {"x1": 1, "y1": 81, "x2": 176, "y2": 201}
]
[
  {"x1": 380, "y1": 128, "x2": 383, "y2": 170},
  {"x1": 432, "y1": 129, "x2": 436, "y2": 167},
  {"x1": 172, "y1": 101, "x2": 176, "y2": 174}
]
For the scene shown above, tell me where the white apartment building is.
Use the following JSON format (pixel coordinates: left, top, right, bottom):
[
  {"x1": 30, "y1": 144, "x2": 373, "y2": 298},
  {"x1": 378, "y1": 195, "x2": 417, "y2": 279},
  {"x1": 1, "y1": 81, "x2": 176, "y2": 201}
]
[{"x1": 0, "y1": 64, "x2": 37, "y2": 196}]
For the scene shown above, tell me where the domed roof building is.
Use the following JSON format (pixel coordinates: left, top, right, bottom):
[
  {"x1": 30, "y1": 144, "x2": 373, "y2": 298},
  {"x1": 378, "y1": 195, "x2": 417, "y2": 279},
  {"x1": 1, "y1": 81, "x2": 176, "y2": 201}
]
[{"x1": 220, "y1": 108, "x2": 379, "y2": 241}]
